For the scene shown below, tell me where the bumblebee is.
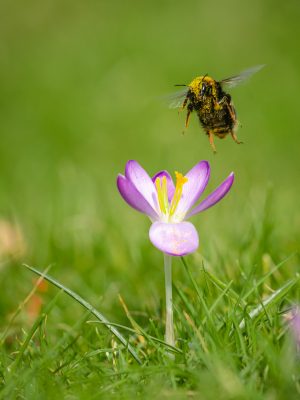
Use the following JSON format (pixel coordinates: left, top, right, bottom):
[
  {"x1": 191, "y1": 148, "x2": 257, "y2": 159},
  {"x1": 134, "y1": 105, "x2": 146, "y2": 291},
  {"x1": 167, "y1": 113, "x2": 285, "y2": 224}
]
[{"x1": 170, "y1": 65, "x2": 264, "y2": 152}]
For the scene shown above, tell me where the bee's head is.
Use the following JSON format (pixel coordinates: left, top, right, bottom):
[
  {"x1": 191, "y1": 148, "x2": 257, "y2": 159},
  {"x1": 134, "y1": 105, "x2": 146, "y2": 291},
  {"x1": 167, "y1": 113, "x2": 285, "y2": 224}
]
[
  {"x1": 188, "y1": 75, "x2": 214, "y2": 98},
  {"x1": 200, "y1": 82, "x2": 207, "y2": 96},
  {"x1": 200, "y1": 76, "x2": 213, "y2": 97}
]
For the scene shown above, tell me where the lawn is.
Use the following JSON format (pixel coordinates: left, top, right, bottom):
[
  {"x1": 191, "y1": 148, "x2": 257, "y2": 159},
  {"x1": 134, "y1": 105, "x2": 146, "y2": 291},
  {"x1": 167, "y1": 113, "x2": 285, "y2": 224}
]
[{"x1": 0, "y1": 0, "x2": 300, "y2": 399}]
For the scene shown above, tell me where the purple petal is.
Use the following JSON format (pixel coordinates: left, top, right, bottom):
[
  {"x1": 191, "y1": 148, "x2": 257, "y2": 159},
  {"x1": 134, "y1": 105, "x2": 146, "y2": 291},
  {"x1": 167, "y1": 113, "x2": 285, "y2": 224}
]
[
  {"x1": 149, "y1": 221, "x2": 199, "y2": 256},
  {"x1": 125, "y1": 160, "x2": 159, "y2": 214},
  {"x1": 187, "y1": 172, "x2": 234, "y2": 218},
  {"x1": 117, "y1": 175, "x2": 159, "y2": 219},
  {"x1": 289, "y1": 306, "x2": 300, "y2": 347},
  {"x1": 175, "y1": 161, "x2": 210, "y2": 216},
  {"x1": 152, "y1": 170, "x2": 175, "y2": 202}
]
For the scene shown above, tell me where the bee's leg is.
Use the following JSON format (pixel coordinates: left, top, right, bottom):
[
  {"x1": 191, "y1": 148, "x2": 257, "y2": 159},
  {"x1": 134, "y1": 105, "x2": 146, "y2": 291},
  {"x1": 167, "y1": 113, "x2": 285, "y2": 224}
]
[
  {"x1": 222, "y1": 98, "x2": 237, "y2": 124},
  {"x1": 182, "y1": 103, "x2": 193, "y2": 134},
  {"x1": 230, "y1": 131, "x2": 243, "y2": 145},
  {"x1": 227, "y1": 106, "x2": 237, "y2": 122},
  {"x1": 185, "y1": 108, "x2": 193, "y2": 129},
  {"x1": 179, "y1": 96, "x2": 188, "y2": 113},
  {"x1": 216, "y1": 96, "x2": 226, "y2": 110},
  {"x1": 208, "y1": 130, "x2": 217, "y2": 153}
]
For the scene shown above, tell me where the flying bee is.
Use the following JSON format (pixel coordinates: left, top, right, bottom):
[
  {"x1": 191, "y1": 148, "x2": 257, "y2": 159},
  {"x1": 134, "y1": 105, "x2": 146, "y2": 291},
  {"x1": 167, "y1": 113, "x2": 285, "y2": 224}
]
[{"x1": 170, "y1": 65, "x2": 264, "y2": 152}]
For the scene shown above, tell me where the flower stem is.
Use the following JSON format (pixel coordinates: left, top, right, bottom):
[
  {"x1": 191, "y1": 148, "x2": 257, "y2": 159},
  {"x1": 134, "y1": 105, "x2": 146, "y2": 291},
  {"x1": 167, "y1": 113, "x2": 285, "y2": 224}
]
[{"x1": 164, "y1": 253, "x2": 175, "y2": 347}]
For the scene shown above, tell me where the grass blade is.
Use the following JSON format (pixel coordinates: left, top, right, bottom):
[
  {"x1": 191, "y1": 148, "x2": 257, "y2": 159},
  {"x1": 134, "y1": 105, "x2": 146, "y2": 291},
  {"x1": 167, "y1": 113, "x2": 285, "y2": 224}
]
[
  {"x1": 23, "y1": 264, "x2": 142, "y2": 365},
  {"x1": 239, "y1": 274, "x2": 300, "y2": 330},
  {"x1": 241, "y1": 253, "x2": 296, "y2": 302},
  {"x1": 8, "y1": 290, "x2": 62, "y2": 374}
]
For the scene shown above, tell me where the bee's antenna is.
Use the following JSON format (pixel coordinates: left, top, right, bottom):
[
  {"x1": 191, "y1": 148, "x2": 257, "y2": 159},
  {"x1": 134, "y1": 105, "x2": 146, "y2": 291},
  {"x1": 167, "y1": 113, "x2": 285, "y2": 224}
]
[{"x1": 174, "y1": 84, "x2": 186, "y2": 87}]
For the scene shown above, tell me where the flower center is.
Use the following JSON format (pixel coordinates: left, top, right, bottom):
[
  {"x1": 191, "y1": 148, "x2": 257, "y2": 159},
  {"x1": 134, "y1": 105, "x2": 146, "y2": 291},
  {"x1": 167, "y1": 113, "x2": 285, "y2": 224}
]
[{"x1": 155, "y1": 172, "x2": 188, "y2": 219}]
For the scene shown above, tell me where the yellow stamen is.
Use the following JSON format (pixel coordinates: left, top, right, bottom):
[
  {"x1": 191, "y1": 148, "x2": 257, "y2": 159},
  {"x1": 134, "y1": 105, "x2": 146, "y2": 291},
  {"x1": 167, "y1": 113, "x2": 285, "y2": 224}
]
[
  {"x1": 170, "y1": 171, "x2": 188, "y2": 216},
  {"x1": 155, "y1": 177, "x2": 168, "y2": 214},
  {"x1": 161, "y1": 176, "x2": 169, "y2": 212}
]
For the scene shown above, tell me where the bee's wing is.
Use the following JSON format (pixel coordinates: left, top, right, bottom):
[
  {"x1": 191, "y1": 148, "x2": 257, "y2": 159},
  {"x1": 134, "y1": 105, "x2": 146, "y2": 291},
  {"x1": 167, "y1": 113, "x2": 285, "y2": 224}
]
[
  {"x1": 165, "y1": 88, "x2": 189, "y2": 109},
  {"x1": 220, "y1": 64, "x2": 265, "y2": 89}
]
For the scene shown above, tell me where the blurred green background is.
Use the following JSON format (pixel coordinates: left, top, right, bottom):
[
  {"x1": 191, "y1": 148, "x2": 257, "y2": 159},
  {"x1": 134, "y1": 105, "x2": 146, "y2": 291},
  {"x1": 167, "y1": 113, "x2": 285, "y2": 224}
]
[{"x1": 0, "y1": 0, "x2": 299, "y2": 314}]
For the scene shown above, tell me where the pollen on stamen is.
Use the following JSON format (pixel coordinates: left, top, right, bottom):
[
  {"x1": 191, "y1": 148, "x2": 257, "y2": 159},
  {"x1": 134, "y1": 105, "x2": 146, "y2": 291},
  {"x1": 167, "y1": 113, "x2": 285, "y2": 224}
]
[
  {"x1": 175, "y1": 171, "x2": 188, "y2": 187},
  {"x1": 170, "y1": 171, "x2": 188, "y2": 216}
]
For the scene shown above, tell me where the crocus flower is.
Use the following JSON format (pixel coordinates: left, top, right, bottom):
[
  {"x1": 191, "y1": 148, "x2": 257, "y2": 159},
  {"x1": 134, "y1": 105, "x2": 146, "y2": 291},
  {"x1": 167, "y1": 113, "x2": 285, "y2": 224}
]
[
  {"x1": 117, "y1": 160, "x2": 234, "y2": 256},
  {"x1": 117, "y1": 160, "x2": 234, "y2": 348}
]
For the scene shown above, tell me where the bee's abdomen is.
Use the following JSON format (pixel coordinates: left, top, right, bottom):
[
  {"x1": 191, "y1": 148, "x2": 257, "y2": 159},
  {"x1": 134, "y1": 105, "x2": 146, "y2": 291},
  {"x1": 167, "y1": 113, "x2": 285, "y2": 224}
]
[{"x1": 197, "y1": 103, "x2": 236, "y2": 135}]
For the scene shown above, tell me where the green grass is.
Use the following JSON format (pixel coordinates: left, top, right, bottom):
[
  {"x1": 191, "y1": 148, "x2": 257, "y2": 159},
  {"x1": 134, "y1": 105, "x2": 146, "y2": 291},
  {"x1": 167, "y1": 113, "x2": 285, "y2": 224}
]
[
  {"x1": 1, "y1": 216, "x2": 299, "y2": 399},
  {"x1": 1, "y1": 0, "x2": 300, "y2": 398}
]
